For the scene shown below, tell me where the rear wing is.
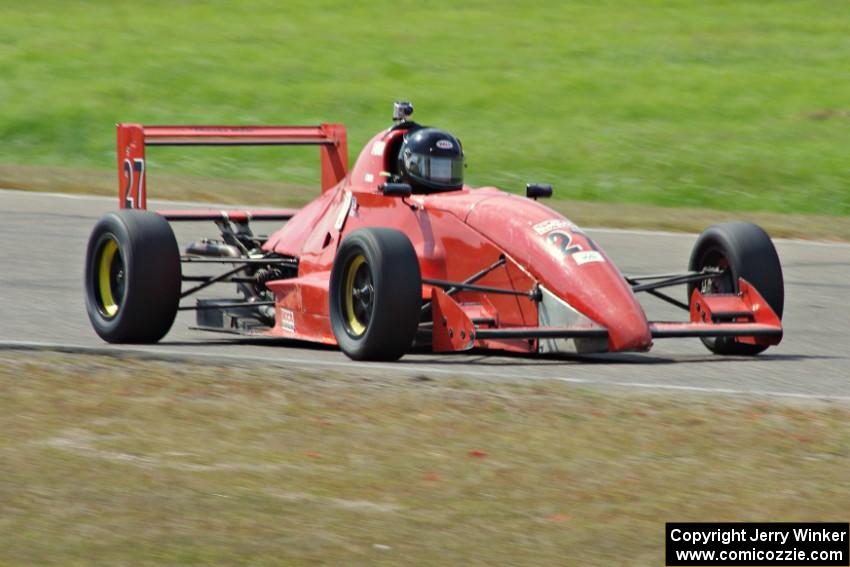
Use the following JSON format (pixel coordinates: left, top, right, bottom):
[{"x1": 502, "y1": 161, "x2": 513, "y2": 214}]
[{"x1": 116, "y1": 123, "x2": 348, "y2": 209}]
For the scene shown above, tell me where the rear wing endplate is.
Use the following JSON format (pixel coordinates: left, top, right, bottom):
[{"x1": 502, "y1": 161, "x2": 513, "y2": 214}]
[{"x1": 116, "y1": 123, "x2": 348, "y2": 209}]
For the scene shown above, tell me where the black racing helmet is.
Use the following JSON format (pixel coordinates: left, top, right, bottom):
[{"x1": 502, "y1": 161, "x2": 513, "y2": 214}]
[{"x1": 398, "y1": 128, "x2": 464, "y2": 192}]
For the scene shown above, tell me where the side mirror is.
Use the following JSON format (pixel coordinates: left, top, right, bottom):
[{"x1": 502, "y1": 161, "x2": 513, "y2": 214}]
[
  {"x1": 380, "y1": 182, "x2": 413, "y2": 198},
  {"x1": 526, "y1": 183, "x2": 553, "y2": 200}
]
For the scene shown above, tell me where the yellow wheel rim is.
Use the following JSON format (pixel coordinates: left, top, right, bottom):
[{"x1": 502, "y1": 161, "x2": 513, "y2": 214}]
[
  {"x1": 344, "y1": 255, "x2": 368, "y2": 336},
  {"x1": 97, "y1": 238, "x2": 120, "y2": 317}
]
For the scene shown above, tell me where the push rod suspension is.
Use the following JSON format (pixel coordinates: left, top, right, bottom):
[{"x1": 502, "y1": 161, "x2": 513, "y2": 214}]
[
  {"x1": 643, "y1": 289, "x2": 690, "y2": 311},
  {"x1": 180, "y1": 263, "x2": 254, "y2": 298},
  {"x1": 178, "y1": 301, "x2": 275, "y2": 311},
  {"x1": 445, "y1": 256, "x2": 507, "y2": 296},
  {"x1": 422, "y1": 278, "x2": 534, "y2": 298},
  {"x1": 181, "y1": 275, "x2": 257, "y2": 283},
  {"x1": 629, "y1": 269, "x2": 723, "y2": 293},
  {"x1": 180, "y1": 257, "x2": 296, "y2": 265},
  {"x1": 420, "y1": 256, "x2": 508, "y2": 316},
  {"x1": 626, "y1": 271, "x2": 710, "y2": 281}
]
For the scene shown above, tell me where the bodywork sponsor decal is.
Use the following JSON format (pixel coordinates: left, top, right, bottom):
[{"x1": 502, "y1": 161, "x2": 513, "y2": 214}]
[
  {"x1": 542, "y1": 224, "x2": 603, "y2": 264},
  {"x1": 280, "y1": 308, "x2": 296, "y2": 333},
  {"x1": 334, "y1": 190, "x2": 353, "y2": 231},
  {"x1": 547, "y1": 231, "x2": 583, "y2": 256},
  {"x1": 536, "y1": 219, "x2": 603, "y2": 263},
  {"x1": 533, "y1": 219, "x2": 572, "y2": 235},
  {"x1": 371, "y1": 141, "x2": 386, "y2": 156},
  {"x1": 572, "y1": 250, "x2": 605, "y2": 265},
  {"x1": 122, "y1": 158, "x2": 146, "y2": 209}
]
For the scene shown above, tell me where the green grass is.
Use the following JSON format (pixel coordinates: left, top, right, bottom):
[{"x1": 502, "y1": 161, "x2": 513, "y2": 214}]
[
  {"x1": 1, "y1": 1, "x2": 849, "y2": 215},
  {"x1": 6, "y1": 163, "x2": 850, "y2": 241},
  {"x1": 1, "y1": 351, "x2": 849, "y2": 566}
]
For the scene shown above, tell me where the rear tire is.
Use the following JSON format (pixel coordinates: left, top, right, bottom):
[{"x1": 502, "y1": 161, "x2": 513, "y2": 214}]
[
  {"x1": 84, "y1": 210, "x2": 181, "y2": 343},
  {"x1": 688, "y1": 222, "x2": 783, "y2": 355},
  {"x1": 329, "y1": 228, "x2": 421, "y2": 361}
]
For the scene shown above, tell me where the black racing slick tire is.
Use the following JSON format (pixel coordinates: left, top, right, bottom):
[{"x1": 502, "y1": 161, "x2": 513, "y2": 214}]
[
  {"x1": 688, "y1": 222, "x2": 784, "y2": 356},
  {"x1": 84, "y1": 210, "x2": 181, "y2": 343},
  {"x1": 329, "y1": 228, "x2": 422, "y2": 361}
]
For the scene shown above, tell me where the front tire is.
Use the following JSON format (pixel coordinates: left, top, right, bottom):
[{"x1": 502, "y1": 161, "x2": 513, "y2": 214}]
[
  {"x1": 688, "y1": 222, "x2": 784, "y2": 355},
  {"x1": 329, "y1": 228, "x2": 421, "y2": 361},
  {"x1": 84, "y1": 210, "x2": 181, "y2": 343}
]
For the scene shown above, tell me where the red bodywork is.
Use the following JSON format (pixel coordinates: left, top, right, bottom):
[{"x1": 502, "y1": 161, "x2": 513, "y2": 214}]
[{"x1": 116, "y1": 122, "x2": 782, "y2": 355}]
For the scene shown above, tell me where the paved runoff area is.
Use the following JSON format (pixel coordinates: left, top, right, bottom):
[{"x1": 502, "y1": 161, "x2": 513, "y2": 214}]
[{"x1": 1, "y1": 189, "x2": 848, "y2": 401}]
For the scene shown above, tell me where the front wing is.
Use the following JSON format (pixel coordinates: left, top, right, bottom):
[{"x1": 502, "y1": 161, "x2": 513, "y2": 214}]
[{"x1": 430, "y1": 277, "x2": 782, "y2": 354}]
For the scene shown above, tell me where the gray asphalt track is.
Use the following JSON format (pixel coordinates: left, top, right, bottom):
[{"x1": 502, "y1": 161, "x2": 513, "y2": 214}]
[{"x1": 1, "y1": 189, "x2": 848, "y2": 400}]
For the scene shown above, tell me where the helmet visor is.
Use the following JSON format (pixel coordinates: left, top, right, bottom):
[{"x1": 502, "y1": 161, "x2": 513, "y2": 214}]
[{"x1": 406, "y1": 153, "x2": 464, "y2": 189}]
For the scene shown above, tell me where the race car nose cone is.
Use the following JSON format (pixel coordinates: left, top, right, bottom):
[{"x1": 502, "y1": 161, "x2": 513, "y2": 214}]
[
  {"x1": 600, "y1": 300, "x2": 653, "y2": 352},
  {"x1": 463, "y1": 193, "x2": 652, "y2": 353}
]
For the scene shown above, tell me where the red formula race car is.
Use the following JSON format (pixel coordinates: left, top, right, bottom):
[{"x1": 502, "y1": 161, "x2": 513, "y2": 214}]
[{"x1": 84, "y1": 102, "x2": 784, "y2": 360}]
